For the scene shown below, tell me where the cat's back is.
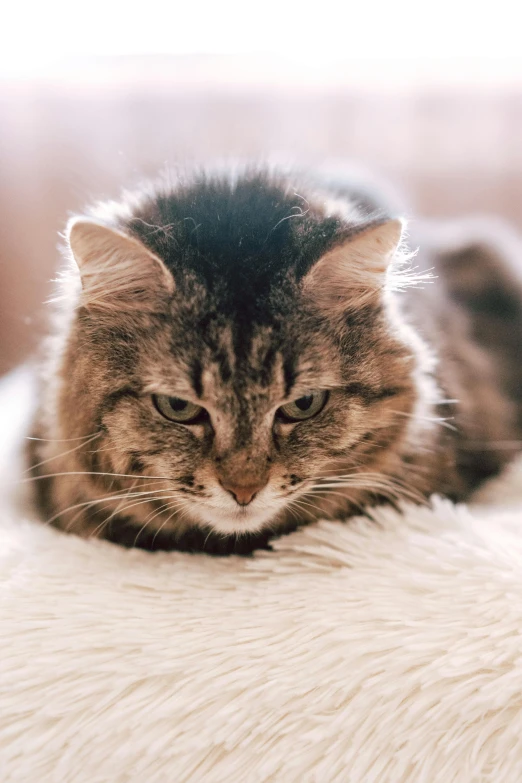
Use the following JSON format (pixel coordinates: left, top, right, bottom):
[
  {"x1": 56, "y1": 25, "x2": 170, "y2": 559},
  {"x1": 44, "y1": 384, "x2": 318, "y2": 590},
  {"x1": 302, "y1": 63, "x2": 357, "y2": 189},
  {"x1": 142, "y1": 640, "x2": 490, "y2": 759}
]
[{"x1": 407, "y1": 217, "x2": 522, "y2": 487}]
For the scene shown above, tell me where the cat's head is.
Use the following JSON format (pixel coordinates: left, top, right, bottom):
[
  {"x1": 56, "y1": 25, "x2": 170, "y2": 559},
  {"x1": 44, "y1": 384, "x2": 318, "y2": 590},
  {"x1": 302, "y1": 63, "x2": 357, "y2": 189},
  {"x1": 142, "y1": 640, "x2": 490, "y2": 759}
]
[{"x1": 54, "y1": 172, "x2": 426, "y2": 540}]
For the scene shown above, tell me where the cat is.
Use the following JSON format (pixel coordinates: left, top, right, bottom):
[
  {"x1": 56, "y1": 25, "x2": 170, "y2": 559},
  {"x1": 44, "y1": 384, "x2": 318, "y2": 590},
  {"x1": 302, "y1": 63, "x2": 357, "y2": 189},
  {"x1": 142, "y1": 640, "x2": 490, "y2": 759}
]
[{"x1": 28, "y1": 167, "x2": 522, "y2": 554}]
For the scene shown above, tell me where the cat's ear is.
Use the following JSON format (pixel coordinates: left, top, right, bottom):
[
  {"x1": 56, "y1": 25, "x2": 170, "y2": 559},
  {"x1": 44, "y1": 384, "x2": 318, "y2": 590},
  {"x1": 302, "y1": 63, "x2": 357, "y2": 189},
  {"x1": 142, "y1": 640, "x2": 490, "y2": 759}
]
[
  {"x1": 66, "y1": 218, "x2": 175, "y2": 312},
  {"x1": 302, "y1": 219, "x2": 404, "y2": 313}
]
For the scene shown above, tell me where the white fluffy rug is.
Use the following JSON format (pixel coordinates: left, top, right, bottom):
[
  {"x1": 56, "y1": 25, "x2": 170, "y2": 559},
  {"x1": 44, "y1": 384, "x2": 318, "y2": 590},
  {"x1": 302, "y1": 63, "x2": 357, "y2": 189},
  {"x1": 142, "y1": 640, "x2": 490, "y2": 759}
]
[{"x1": 2, "y1": 370, "x2": 522, "y2": 783}]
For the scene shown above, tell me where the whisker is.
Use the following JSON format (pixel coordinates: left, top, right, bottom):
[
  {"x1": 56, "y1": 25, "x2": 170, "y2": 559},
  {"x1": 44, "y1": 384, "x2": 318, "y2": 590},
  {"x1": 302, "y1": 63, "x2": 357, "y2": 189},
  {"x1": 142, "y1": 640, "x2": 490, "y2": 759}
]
[
  {"x1": 287, "y1": 497, "x2": 323, "y2": 520},
  {"x1": 89, "y1": 496, "x2": 187, "y2": 541},
  {"x1": 24, "y1": 432, "x2": 102, "y2": 474},
  {"x1": 138, "y1": 500, "x2": 192, "y2": 548},
  {"x1": 20, "y1": 470, "x2": 174, "y2": 484},
  {"x1": 314, "y1": 471, "x2": 427, "y2": 505},
  {"x1": 102, "y1": 495, "x2": 180, "y2": 530},
  {"x1": 309, "y1": 488, "x2": 367, "y2": 515},
  {"x1": 283, "y1": 497, "x2": 309, "y2": 527},
  {"x1": 313, "y1": 481, "x2": 424, "y2": 506},
  {"x1": 26, "y1": 432, "x2": 101, "y2": 443},
  {"x1": 289, "y1": 497, "x2": 324, "y2": 514},
  {"x1": 150, "y1": 519, "x2": 170, "y2": 548},
  {"x1": 307, "y1": 487, "x2": 362, "y2": 504},
  {"x1": 388, "y1": 409, "x2": 458, "y2": 432},
  {"x1": 63, "y1": 477, "x2": 146, "y2": 531},
  {"x1": 310, "y1": 482, "x2": 413, "y2": 507},
  {"x1": 145, "y1": 499, "x2": 191, "y2": 545},
  {"x1": 118, "y1": 496, "x2": 185, "y2": 542},
  {"x1": 44, "y1": 489, "x2": 175, "y2": 528},
  {"x1": 202, "y1": 526, "x2": 216, "y2": 550},
  {"x1": 304, "y1": 487, "x2": 372, "y2": 514},
  {"x1": 96, "y1": 477, "x2": 145, "y2": 533},
  {"x1": 139, "y1": 498, "x2": 180, "y2": 528},
  {"x1": 314, "y1": 479, "x2": 409, "y2": 496},
  {"x1": 88, "y1": 495, "x2": 188, "y2": 538}
]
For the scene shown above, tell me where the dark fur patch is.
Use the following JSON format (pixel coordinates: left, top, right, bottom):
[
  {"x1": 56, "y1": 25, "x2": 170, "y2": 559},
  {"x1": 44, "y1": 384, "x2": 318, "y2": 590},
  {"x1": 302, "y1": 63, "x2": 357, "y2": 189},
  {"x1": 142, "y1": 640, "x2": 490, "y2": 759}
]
[
  {"x1": 104, "y1": 515, "x2": 285, "y2": 556},
  {"x1": 127, "y1": 452, "x2": 145, "y2": 474},
  {"x1": 190, "y1": 360, "x2": 204, "y2": 397},
  {"x1": 123, "y1": 172, "x2": 346, "y2": 326}
]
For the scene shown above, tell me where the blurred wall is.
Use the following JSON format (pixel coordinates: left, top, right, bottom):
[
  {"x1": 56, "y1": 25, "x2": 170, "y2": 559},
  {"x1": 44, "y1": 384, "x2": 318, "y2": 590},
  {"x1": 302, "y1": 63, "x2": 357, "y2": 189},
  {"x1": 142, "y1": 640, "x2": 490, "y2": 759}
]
[{"x1": 2, "y1": 66, "x2": 522, "y2": 375}]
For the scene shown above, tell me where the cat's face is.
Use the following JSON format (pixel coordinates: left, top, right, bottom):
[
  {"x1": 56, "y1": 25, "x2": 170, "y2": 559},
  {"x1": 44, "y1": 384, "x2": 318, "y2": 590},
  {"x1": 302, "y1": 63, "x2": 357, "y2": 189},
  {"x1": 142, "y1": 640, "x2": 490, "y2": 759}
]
[
  {"x1": 53, "y1": 175, "x2": 421, "y2": 542},
  {"x1": 80, "y1": 304, "x2": 412, "y2": 536}
]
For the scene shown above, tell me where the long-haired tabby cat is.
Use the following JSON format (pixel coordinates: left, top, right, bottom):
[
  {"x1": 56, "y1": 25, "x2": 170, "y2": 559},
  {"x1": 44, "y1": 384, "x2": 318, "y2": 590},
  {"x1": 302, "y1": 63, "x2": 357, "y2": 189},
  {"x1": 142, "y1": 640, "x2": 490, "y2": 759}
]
[{"x1": 29, "y1": 167, "x2": 522, "y2": 554}]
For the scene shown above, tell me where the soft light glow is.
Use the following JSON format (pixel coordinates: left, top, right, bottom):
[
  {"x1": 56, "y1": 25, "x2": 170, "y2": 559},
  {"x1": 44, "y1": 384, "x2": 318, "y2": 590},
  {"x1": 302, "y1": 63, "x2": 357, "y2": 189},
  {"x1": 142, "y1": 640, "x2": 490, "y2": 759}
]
[{"x1": 2, "y1": 0, "x2": 522, "y2": 84}]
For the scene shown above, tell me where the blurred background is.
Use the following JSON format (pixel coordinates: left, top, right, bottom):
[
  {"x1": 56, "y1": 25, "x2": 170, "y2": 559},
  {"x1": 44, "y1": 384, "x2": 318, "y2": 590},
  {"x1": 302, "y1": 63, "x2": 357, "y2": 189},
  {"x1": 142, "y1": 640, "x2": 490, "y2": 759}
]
[{"x1": 1, "y1": 1, "x2": 522, "y2": 376}]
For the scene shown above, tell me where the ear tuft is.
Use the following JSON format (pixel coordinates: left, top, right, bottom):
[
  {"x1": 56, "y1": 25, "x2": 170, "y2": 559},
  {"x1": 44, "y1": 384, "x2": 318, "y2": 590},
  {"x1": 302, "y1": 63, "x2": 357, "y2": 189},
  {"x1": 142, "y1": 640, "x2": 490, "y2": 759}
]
[
  {"x1": 302, "y1": 218, "x2": 405, "y2": 314},
  {"x1": 67, "y1": 219, "x2": 174, "y2": 312}
]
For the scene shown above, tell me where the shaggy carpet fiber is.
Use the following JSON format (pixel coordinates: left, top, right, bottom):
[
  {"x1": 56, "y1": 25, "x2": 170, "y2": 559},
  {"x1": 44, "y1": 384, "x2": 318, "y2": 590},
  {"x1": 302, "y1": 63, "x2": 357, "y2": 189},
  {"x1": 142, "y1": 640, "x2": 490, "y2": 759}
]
[{"x1": 1, "y1": 369, "x2": 522, "y2": 783}]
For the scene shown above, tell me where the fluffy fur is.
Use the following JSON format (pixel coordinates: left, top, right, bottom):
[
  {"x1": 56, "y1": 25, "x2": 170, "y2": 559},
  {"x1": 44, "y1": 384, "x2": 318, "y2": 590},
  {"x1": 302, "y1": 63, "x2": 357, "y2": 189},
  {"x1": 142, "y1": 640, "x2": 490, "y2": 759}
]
[
  {"x1": 29, "y1": 168, "x2": 522, "y2": 552},
  {"x1": 3, "y1": 369, "x2": 522, "y2": 783}
]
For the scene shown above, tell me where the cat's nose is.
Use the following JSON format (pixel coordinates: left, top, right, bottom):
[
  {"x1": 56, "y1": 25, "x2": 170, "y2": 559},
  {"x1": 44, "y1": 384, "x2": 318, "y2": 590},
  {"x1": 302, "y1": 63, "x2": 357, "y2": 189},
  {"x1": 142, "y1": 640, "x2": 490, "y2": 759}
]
[{"x1": 220, "y1": 480, "x2": 267, "y2": 506}]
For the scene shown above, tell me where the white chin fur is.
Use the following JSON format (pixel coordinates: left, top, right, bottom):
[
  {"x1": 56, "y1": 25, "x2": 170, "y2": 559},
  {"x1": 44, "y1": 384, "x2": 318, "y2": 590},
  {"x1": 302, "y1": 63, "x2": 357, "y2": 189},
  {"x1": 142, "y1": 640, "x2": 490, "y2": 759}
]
[{"x1": 192, "y1": 501, "x2": 283, "y2": 536}]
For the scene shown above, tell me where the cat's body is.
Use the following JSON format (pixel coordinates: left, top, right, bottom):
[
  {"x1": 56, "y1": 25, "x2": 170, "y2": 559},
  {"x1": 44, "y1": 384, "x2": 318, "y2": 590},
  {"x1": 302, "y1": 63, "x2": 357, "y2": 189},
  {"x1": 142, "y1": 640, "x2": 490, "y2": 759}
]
[{"x1": 29, "y1": 168, "x2": 522, "y2": 554}]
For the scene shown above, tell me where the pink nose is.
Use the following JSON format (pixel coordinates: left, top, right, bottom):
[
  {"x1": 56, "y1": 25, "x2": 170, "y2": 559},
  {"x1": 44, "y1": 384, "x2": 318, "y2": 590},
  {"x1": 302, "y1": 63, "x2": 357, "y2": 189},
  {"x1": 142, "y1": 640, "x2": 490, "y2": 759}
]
[{"x1": 220, "y1": 481, "x2": 266, "y2": 506}]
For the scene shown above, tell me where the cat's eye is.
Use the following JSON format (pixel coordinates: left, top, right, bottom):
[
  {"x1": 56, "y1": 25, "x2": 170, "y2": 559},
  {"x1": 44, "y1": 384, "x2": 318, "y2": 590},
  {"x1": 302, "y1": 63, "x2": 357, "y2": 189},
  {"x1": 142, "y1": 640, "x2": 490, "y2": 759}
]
[
  {"x1": 277, "y1": 390, "x2": 328, "y2": 422},
  {"x1": 152, "y1": 394, "x2": 206, "y2": 424}
]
